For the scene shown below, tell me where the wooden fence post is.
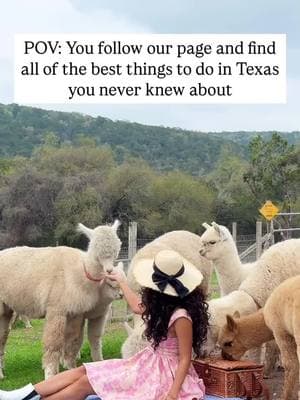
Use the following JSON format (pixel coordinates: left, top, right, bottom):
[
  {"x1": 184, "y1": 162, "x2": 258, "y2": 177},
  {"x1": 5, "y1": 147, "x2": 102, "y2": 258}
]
[
  {"x1": 128, "y1": 221, "x2": 137, "y2": 261},
  {"x1": 256, "y1": 221, "x2": 262, "y2": 259},
  {"x1": 232, "y1": 222, "x2": 237, "y2": 243}
]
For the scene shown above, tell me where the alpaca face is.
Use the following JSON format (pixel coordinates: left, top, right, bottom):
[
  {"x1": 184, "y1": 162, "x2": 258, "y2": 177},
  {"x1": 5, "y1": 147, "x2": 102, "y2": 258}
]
[
  {"x1": 199, "y1": 222, "x2": 231, "y2": 260},
  {"x1": 78, "y1": 221, "x2": 122, "y2": 273},
  {"x1": 217, "y1": 315, "x2": 247, "y2": 361}
]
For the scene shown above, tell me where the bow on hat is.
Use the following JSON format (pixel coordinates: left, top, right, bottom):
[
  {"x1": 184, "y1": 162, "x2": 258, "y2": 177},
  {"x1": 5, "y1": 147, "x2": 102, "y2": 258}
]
[{"x1": 152, "y1": 263, "x2": 189, "y2": 299}]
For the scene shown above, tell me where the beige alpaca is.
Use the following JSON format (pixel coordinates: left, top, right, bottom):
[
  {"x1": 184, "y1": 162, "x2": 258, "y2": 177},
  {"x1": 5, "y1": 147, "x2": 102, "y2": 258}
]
[
  {"x1": 199, "y1": 221, "x2": 279, "y2": 372},
  {"x1": 219, "y1": 275, "x2": 300, "y2": 400},
  {"x1": 200, "y1": 238, "x2": 300, "y2": 359},
  {"x1": 0, "y1": 221, "x2": 121, "y2": 379},
  {"x1": 122, "y1": 230, "x2": 213, "y2": 358}
]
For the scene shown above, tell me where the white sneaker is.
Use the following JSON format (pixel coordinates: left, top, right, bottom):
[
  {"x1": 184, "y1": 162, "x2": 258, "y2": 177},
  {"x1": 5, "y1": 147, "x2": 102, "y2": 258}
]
[{"x1": 0, "y1": 383, "x2": 39, "y2": 400}]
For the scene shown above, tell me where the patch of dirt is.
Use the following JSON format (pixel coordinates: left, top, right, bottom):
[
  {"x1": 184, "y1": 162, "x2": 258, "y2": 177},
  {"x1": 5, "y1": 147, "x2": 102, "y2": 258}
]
[{"x1": 262, "y1": 368, "x2": 284, "y2": 399}]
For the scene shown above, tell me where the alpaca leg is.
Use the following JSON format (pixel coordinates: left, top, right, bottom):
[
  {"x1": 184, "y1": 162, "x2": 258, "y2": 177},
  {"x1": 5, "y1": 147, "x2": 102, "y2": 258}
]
[
  {"x1": 0, "y1": 303, "x2": 13, "y2": 379},
  {"x1": 87, "y1": 313, "x2": 109, "y2": 361},
  {"x1": 273, "y1": 330, "x2": 298, "y2": 400},
  {"x1": 42, "y1": 308, "x2": 67, "y2": 379},
  {"x1": 62, "y1": 316, "x2": 85, "y2": 370},
  {"x1": 8, "y1": 312, "x2": 17, "y2": 330},
  {"x1": 20, "y1": 315, "x2": 32, "y2": 328},
  {"x1": 263, "y1": 340, "x2": 279, "y2": 378}
]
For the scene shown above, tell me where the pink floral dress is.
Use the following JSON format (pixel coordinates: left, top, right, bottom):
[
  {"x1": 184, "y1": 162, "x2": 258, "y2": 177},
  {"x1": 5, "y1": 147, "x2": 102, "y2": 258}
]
[{"x1": 84, "y1": 308, "x2": 205, "y2": 400}]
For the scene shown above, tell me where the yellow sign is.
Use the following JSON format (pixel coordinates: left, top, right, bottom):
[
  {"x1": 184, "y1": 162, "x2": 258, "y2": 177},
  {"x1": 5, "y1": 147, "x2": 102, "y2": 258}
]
[{"x1": 259, "y1": 200, "x2": 280, "y2": 221}]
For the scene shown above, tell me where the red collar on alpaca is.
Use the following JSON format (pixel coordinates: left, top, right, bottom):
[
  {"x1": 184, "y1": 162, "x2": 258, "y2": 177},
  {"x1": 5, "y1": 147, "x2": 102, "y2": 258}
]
[{"x1": 84, "y1": 263, "x2": 105, "y2": 283}]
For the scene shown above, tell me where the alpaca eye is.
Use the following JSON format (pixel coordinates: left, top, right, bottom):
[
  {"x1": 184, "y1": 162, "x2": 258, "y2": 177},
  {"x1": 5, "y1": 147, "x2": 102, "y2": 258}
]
[
  {"x1": 209, "y1": 241, "x2": 216, "y2": 245},
  {"x1": 224, "y1": 341, "x2": 233, "y2": 347}
]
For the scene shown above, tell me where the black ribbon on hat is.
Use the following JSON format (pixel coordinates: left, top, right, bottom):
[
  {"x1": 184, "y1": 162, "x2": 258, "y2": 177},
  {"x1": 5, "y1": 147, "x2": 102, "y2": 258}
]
[{"x1": 152, "y1": 263, "x2": 189, "y2": 298}]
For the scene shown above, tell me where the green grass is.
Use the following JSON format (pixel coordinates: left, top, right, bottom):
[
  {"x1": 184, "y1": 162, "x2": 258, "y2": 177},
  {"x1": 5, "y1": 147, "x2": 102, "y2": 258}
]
[{"x1": 0, "y1": 319, "x2": 127, "y2": 390}]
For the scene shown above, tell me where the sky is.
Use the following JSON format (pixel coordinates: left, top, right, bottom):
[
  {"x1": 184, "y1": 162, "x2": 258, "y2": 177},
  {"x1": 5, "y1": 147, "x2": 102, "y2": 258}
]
[{"x1": 1, "y1": 0, "x2": 299, "y2": 131}]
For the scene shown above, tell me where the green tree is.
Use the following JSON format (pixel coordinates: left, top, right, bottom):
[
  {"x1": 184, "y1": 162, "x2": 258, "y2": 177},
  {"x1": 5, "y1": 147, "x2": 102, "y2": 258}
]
[
  {"x1": 145, "y1": 171, "x2": 215, "y2": 235},
  {"x1": 0, "y1": 167, "x2": 61, "y2": 247},
  {"x1": 102, "y1": 158, "x2": 155, "y2": 224},
  {"x1": 244, "y1": 133, "x2": 300, "y2": 211},
  {"x1": 207, "y1": 150, "x2": 257, "y2": 231}
]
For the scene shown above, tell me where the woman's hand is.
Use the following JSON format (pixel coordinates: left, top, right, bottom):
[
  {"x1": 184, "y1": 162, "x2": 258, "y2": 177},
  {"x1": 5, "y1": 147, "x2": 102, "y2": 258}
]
[{"x1": 106, "y1": 270, "x2": 127, "y2": 285}]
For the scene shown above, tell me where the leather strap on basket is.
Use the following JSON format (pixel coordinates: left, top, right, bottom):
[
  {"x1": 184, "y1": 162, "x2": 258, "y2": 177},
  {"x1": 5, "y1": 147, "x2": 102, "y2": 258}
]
[{"x1": 237, "y1": 371, "x2": 270, "y2": 400}]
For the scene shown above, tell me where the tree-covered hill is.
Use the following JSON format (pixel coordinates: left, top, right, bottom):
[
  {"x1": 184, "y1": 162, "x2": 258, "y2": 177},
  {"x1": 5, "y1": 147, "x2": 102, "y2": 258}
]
[
  {"x1": 0, "y1": 103, "x2": 242, "y2": 175},
  {"x1": 0, "y1": 103, "x2": 298, "y2": 175},
  {"x1": 213, "y1": 131, "x2": 299, "y2": 146}
]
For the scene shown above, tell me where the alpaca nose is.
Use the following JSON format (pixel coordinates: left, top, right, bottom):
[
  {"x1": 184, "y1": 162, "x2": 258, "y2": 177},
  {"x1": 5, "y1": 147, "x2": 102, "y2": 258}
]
[
  {"x1": 106, "y1": 267, "x2": 113, "y2": 273},
  {"x1": 221, "y1": 349, "x2": 234, "y2": 361},
  {"x1": 199, "y1": 249, "x2": 205, "y2": 256}
]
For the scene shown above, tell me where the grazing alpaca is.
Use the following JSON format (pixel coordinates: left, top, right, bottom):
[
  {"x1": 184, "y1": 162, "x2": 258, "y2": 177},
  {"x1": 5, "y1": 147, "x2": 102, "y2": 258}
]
[
  {"x1": 199, "y1": 238, "x2": 300, "y2": 361},
  {"x1": 219, "y1": 275, "x2": 300, "y2": 400},
  {"x1": 0, "y1": 221, "x2": 121, "y2": 379},
  {"x1": 121, "y1": 230, "x2": 213, "y2": 358},
  {"x1": 200, "y1": 222, "x2": 278, "y2": 372},
  {"x1": 199, "y1": 222, "x2": 255, "y2": 295}
]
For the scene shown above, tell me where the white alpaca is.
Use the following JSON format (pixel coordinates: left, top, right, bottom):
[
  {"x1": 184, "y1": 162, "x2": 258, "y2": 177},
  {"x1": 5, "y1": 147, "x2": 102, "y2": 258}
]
[
  {"x1": 62, "y1": 262, "x2": 124, "y2": 369},
  {"x1": 122, "y1": 230, "x2": 213, "y2": 358},
  {"x1": 121, "y1": 319, "x2": 146, "y2": 359},
  {"x1": 0, "y1": 220, "x2": 121, "y2": 379},
  {"x1": 200, "y1": 238, "x2": 300, "y2": 359},
  {"x1": 199, "y1": 222, "x2": 255, "y2": 295}
]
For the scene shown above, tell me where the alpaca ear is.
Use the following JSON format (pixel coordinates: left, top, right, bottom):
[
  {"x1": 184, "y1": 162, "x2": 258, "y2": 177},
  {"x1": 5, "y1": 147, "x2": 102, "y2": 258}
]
[
  {"x1": 212, "y1": 221, "x2": 221, "y2": 234},
  {"x1": 112, "y1": 219, "x2": 121, "y2": 231},
  {"x1": 77, "y1": 223, "x2": 94, "y2": 239},
  {"x1": 233, "y1": 311, "x2": 240, "y2": 319},
  {"x1": 202, "y1": 222, "x2": 211, "y2": 230},
  {"x1": 226, "y1": 315, "x2": 238, "y2": 332},
  {"x1": 212, "y1": 222, "x2": 227, "y2": 241}
]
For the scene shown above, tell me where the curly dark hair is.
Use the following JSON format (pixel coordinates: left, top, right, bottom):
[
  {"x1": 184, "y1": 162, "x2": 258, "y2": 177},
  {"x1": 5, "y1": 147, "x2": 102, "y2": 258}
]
[{"x1": 141, "y1": 286, "x2": 209, "y2": 358}]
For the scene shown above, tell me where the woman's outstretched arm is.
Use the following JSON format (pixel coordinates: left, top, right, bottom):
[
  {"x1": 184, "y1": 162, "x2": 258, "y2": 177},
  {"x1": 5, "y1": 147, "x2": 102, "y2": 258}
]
[{"x1": 106, "y1": 271, "x2": 144, "y2": 314}]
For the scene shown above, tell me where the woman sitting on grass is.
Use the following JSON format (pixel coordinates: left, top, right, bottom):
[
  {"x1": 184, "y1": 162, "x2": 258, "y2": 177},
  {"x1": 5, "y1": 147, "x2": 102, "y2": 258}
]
[{"x1": 0, "y1": 249, "x2": 209, "y2": 400}]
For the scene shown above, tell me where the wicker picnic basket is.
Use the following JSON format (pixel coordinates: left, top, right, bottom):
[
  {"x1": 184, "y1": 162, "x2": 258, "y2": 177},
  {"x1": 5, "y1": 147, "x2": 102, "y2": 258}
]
[{"x1": 192, "y1": 358, "x2": 270, "y2": 399}]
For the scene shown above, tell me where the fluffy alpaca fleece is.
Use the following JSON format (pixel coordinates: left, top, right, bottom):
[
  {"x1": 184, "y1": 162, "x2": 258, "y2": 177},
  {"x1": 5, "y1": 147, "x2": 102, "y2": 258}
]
[
  {"x1": 62, "y1": 262, "x2": 124, "y2": 370},
  {"x1": 122, "y1": 230, "x2": 213, "y2": 358},
  {"x1": 199, "y1": 221, "x2": 279, "y2": 371},
  {"x1": 0, "y1": 221, "x2": 121, "y2": 379},
  {"x1": 199, "y1": 222, "x2": 255, "y2": 295},
  {"x1": 121, "y1": 318, "x2": 146, "y2": 359},
  {"x1": 200, "y1": 238, "x2": 300, "y2": 361},
  {"x1": 239, "y1": 238, "x2": 300, "y2": 307},
  {"x1": 219, "y1": 275, "x2": 300, "y2": 400}
]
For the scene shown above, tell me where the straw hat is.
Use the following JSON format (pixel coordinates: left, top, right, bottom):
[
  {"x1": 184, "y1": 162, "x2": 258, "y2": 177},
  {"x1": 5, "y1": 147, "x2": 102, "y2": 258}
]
[{"x1": 133, "y1": 249, "x2": 203, "y2": 298}]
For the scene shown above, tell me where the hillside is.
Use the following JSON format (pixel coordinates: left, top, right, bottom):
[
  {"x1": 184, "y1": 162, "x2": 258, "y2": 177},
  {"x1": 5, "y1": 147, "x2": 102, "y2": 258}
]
[
  {"x1": 213, "y1": 131, "x2": 300, "y2": 146},
  {"x1": 0, "y1": 103, "x2": 298, "y2": 175}
]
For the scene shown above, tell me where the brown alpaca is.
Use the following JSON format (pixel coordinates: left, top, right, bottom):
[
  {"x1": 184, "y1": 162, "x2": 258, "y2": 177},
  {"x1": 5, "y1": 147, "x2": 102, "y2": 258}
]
[{"x1": 218, "y1": 275, "x2": 300, "y2": 400}]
